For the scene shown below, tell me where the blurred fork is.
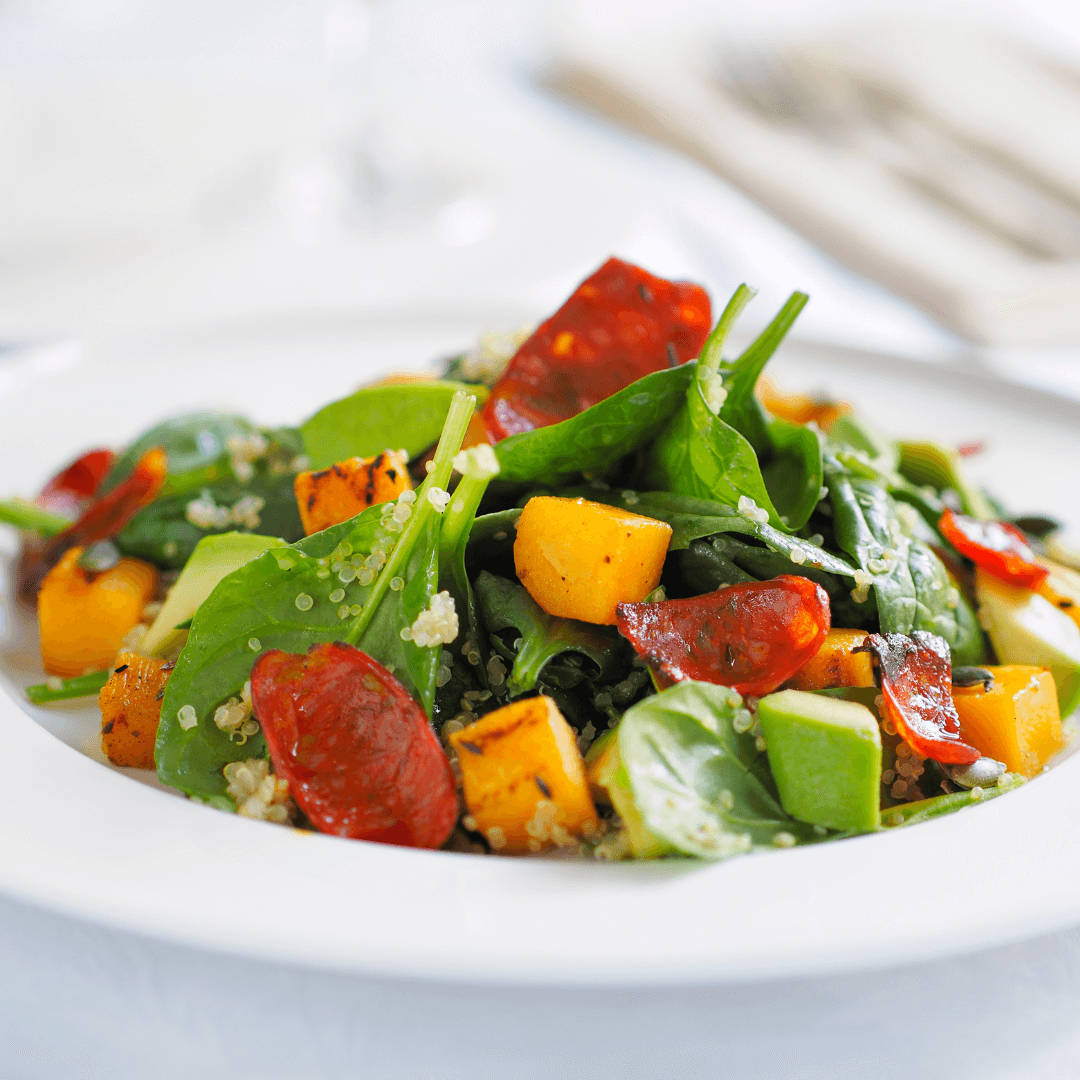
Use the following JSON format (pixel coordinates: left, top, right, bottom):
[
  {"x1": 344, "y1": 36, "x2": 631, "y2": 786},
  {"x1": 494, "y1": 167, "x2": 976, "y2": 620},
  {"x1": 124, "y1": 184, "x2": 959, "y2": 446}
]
[{"x1": 714, "y1": 38, "x2": 1080, "y2": 262}]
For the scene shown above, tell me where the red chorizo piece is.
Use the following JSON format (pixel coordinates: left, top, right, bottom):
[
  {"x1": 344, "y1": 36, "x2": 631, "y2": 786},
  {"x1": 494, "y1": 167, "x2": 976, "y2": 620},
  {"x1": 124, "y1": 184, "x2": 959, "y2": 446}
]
[
  {"x1": 250, "y1": 642, "x2": 457, "y2": 848},
  {"x1": 617, "y1": 575, "x2": 831, "y2": 696},
  {"x1": 482, "y1": 257, "x2": 712, "y2": 440}
]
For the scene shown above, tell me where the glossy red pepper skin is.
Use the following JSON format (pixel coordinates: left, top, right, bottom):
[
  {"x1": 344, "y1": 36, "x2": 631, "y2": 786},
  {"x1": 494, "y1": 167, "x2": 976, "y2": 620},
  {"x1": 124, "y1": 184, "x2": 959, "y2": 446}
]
[
  {"x1": 38, "y1": 448, "x2": 116, "y2": 518},
  {"x1": 250, "y1": 642, "x2": 457, "y2": 849},
  {"x1": 939, "y1": 509, "x2": 1048, "y2": 589},
  {"x1": 481, "y1": 257, "x2": 712, "y2": 440},
  {"x1": 21, "y1": 447, "x2": 167, "y2": 597},
  {"x1": 616, "y1": 575, "x2": 831, "y2": 696},
  {"x1": 855, "y1": 631, "x2": 980, "y2": 765}
]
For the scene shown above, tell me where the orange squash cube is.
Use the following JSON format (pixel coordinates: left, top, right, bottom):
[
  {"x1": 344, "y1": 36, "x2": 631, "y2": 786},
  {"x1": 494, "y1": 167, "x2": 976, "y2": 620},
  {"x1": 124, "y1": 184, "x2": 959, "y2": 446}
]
[
  {"x1": 513, "y1": 496, "x2": 672, "y2": 625},
  {"x1": 38, "y1": 547, "x2": 158, "y2": 677},
  {"x1": 448, "y1": 696, "x2": 599, "y2": 854},
  {"x1": 294, "y1": 450, "x2": 410, "y2": 535},
  {"x1": 952, "y1": 665, "x2": 1064, "y2": 778},
  {"x1": 99, "y1": 651, "x2": 173, "y2": 768},
  {"x1": 788, "y1": 629, "x2": 875, "y2": 691}
]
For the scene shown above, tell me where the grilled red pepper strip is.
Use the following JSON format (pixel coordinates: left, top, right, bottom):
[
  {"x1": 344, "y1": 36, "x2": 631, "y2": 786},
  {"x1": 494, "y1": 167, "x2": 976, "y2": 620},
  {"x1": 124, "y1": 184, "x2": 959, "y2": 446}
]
[
  {"x1": 22, "y1": 447, "x2": 167, "y2": 596},
  {"x1": 616, "y1": 575, "x2": 831, "y2": 696},
  {"x1": 38, "y1": 447, "x2": 116, "y2": 518},
  {"x1": 250, "y1": 642, "x2": 457, "y2": 848},
  {"x1": 855, "y1": 631, "x2": 980, "y2": 764},
  {"x1": 939, "y1": 509, "x2": 1048, "y2": 589},
  {"x1": 482, "y1": 257, "x2": 712, "y2": 440}
]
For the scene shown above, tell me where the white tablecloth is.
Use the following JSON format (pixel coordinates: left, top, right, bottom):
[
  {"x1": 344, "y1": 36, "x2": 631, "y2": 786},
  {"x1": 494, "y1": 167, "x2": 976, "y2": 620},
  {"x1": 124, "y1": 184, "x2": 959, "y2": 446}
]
[{"x1": 5, "y1": 888, "x2": 1080, "y2": 1080}]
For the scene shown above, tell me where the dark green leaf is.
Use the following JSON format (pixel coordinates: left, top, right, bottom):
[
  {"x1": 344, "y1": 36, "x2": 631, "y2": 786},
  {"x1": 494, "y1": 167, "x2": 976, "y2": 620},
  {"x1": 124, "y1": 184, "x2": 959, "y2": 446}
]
[
  {"x1": 473, "y1": 571, "x2": 624, "y2": 697},
  {"x1": 114, "y1": 468, "x2": 303, "y2": 569},
  {"x1": 828, "y1": 471, "x2": 986, "y2": 664},
  {"x1": 644, "y1": 291, "x2": 815, "y2": 530},
  {"x1": 492, "y1": 364, "x2": 696, "y2": 486},
  {"x1": 617, "y1": 681, "x2": 821, "y2": 859},
  {"x1": 101, "y1": 412, "x2": 260, "y2": 494},
  {"x1": 718, "y1": 291, "x2": 809, "y2": 456},
  {"x1": 578, "y1": 490, "x2": 857, "y2": 576},
  {"x1": 301, "y1": 380, "x2": 482, "y2": 469},
  {"x1": 761, "y1": 417, "x2": 823, "y2": 532}
]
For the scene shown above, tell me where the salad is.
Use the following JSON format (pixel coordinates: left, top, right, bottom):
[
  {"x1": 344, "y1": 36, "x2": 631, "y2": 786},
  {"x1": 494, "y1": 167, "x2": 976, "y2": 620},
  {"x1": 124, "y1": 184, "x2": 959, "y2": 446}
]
[{"x1": 4, "y1": 256, "x2": 1079, "y2": 861}]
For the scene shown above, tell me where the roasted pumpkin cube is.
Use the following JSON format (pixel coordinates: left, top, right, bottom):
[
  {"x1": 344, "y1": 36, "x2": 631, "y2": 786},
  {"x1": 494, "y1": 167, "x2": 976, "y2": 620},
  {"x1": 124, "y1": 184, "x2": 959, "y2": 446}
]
[
  {"x1": 952, "y1": 665, "x2": 1063, "y2": 777},
  {"x1": 514, "y1": 496, "x2": 672, "y2": 625},
  {"x1": 757, "y1": 376, "x2": 851, "y2": 432},
  {"x1": 294, "y1": 450, "x2": 409, "y2": 535},
  {"x1": 788, "y1": 629, "x2": 875, "y2": 691},
  {"x1": 38, "y1": 547, "x2": 158, "y2": 677},
  {"x1": 99, "y1": 651, "x2": 173, "y2": 768},
  {"x1": 449, "y1": 696, "x2": 599, "y2": 853}
]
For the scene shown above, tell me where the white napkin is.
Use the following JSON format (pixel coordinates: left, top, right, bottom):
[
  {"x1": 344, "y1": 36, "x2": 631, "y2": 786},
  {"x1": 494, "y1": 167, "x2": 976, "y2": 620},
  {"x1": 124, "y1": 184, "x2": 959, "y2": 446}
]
[{"x1": 547, "y1": 14, "x2": 1080, "y2": 347}]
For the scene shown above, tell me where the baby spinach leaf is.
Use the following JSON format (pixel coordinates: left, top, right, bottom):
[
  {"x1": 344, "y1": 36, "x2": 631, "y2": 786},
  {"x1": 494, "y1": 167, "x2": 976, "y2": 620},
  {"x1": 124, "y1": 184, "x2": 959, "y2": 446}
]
[
  {"x1": 492, "y1": 363, "x2": 696, "y2": 486},
  {"x1": 828, "y1": 470, "x2": 986, "y2": 664},
  {"x1": 761, "y1": 418, "x2": 824, "y2": 534},
  {"x1": 645, "y1": 289, "x2": 817, "y2": 530},
  {"x1": 101, "y1": 412, "x2": 261, "y2": 494},
  {"x1": 301, "y1": 380, "x2": 482, "y2": 470},
  {"x1": 718, "y1": 291, "x2": 809, "y2": 456},
  {"x1": 578, "y1": 490, "x2": 857, "y2": 576},
  {"x1": 473, "y1": 571, "x2": 624, "y2": 697},
  {"x1": 114, "y1": 468, "x2": 303, "y2": 569},
  {"x1": 157, "y1": 391, "x2": 478, "y2": 803},
  {"x1": 617, "y1": 681, "x2": 820, "y2": 859}
]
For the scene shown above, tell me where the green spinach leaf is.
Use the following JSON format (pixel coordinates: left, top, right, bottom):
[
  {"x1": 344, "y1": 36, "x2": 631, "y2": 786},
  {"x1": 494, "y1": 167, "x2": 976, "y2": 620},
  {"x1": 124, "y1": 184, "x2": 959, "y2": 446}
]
[
  {"x1": 114, "y1": 467, "x2": 303, "y2": 569},
  {"x1": 617, "y1": 681, "x2": 820, "y2": 859},
  {"x1": 101, "y1": 412, "x2": 261, "y2": 494},
  {"x1": 576, "y1": 490, "x2": 857, "y2": 576},
  {"x1": 828, "y1": 470, "x2": 986, "y2": 664},
  {"x1": 492, "y1": 363, "x2": 696, "y2": 486},
  {"x1": 645, "y1": 289, "x2": 818, "y2": 530},
  {"x1": 301, "y1": 380, "x2": 483, "y2": 469},
  {"x1": 718, "y1": 290, "x2": 809, "y2": 455},
  {"x1": 473, "y1": 571, "x2": 625, "y2": 697}
]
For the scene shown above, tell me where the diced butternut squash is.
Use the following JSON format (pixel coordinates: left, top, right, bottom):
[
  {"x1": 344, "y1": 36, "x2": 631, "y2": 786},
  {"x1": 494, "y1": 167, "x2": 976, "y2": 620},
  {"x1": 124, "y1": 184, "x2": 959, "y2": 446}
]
[
  {"x1": 294, "y1": 450, "x2": 409, "y2": 535},
  {"x1": 757, "y1": 376, "x2": 851, "y2": 432},
  {"x1": 38, "y1": 547, "x2": 158, "y2": 677},
  {"x1": 99, "y1": 651, "x2": 173, "y2": 768},
  {"x1": 514, "y1": 496, "x2": 672, "y2": 625},
  {"x1": 788, "y1": 629, "x2": 875, "y2": 691},
  {"x1": 448, "y1": 696, "x2": 599, "y2": 853},
  {"x1": 952, "y1": 665, "x2": 1064, "y2": 777}
]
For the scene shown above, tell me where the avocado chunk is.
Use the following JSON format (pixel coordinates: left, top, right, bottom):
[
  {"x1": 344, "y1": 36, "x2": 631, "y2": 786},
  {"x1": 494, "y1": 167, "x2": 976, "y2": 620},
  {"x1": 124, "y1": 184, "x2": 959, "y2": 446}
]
[
  {"x1": 141, "y1": 532, "x2": 286, "y2": 657},
  {"x1": 585, "y1": 731, "x2": 673, "y2": 858},
  {"x1": 758, "y1": 689, "x2": 882, "y2": 833},
  {"x1": 975, "y1": 566, "x2": 1080, "y2": 717}
]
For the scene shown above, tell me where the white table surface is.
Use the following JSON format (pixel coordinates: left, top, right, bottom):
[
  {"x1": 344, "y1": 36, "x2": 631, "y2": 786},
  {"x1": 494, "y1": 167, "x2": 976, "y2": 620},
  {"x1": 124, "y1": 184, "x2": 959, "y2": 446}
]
[{"x1": 4, "y1": 1, "x2": 1080, "y2": 1076}]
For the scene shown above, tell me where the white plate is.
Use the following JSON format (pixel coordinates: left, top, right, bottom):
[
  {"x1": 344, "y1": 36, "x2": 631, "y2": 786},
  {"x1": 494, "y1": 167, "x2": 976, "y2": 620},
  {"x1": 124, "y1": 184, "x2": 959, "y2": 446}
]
[{"x1": 1, "y1": 321, "x2": 1078, "y2": 987}]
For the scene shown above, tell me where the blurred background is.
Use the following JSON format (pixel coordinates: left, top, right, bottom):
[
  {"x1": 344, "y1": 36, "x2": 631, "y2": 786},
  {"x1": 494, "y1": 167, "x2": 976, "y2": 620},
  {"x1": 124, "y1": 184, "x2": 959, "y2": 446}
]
[{"x1": 4, "y1": 0, "x2": 1080, "y2": 389}]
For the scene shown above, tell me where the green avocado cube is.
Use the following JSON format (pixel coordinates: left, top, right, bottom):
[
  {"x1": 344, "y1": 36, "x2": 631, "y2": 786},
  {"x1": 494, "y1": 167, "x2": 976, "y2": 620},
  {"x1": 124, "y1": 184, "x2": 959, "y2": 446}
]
[{"x1": 758, "y1": 689, "x2": 882, "y2": 833}]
